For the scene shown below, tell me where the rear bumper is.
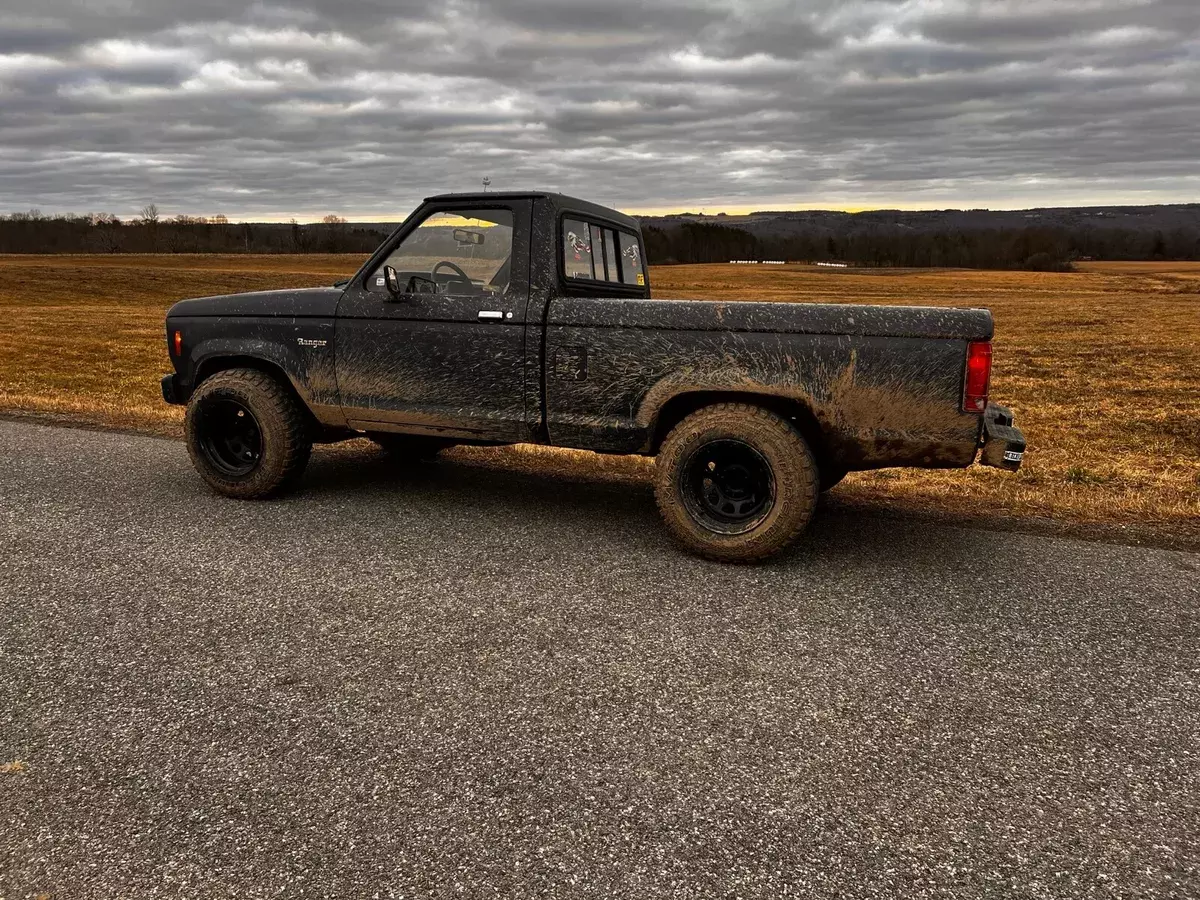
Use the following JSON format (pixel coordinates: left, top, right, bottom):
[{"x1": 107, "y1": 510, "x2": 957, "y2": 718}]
[
  {"x1": 979, "y1": 403, "x2": 1026, "y2": 472},
  {"x1": 161, "y1": 374, "x2": 185, "y2": 405}
]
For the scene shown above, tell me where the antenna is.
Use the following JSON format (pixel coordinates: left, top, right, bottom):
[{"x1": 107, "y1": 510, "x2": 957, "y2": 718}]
[{"x1": 482, "y1": 176, "x2": 491, "y2": 192}]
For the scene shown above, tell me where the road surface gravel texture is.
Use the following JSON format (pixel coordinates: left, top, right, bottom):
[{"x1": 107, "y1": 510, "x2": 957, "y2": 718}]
[{"x1": 0, "y1": 420, "x2": 1197, "y2": 899}]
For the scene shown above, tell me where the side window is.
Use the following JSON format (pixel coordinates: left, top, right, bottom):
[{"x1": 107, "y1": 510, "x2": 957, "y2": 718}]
[
  {"x1": 618, "y1": 231, "x2": 645, "y2": 286},
  {"x1": 371, "y1": 208, "x2": 513, "y2": 296},
  {"x1": 563, "y1": 219, "x2": 594, "y2": 280},
  {"x1": 561, "y1": 217, "x2": 645, "y2": 288},
  {"x1": 602, "y1": 230, "x2": 620, "y2": 283},
  {"x1": 589, "y1": 225, "x2": 608, "y2": 280}
]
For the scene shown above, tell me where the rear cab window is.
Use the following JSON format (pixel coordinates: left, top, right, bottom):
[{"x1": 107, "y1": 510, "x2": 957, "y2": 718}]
[
  {"x1": 617, "y1": 232, "x2": 644, "y2": 286},
  {"x1": 562, "y1": 216, "x2": 646, "y2": 292},
  {"x1": 563, "y1": 219, "x2": 595, "y2": 280}
]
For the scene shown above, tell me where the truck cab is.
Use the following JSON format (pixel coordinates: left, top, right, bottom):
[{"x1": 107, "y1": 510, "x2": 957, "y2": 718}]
[{"x1": 333, "y1": 192, "x2": 649, "y2": 444}]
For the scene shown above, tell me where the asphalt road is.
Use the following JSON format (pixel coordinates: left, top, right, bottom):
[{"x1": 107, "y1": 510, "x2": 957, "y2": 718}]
[{"x1": 1, "y1": 420, "x2": 1197, "y2": 899}]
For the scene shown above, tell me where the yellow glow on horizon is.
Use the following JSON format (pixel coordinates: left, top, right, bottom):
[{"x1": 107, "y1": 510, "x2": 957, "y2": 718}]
[
  {"x1": 234, "y1": 202, "x2": 939, "y2": 223},
  {"x1": 618, "y1": 202, "x2": 970, "y2": 216},
  {"x1": 619, "y1": 203, "x2": 837, "y2": 217},
  {"x1": 234, "y1": 193, "x2": 1188, "y2": 223}
]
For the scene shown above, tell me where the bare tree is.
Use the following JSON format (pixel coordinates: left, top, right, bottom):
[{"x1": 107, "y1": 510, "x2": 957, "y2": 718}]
[
  {"x1": 96, "y1": 218, "x2": 124, "y2": 253},
  {"x1": 322, "y1": 214, "x2": 347, "y2": 225},
  {"x1": 138, "y1": 204, "x2": 161, "y2": 251}
]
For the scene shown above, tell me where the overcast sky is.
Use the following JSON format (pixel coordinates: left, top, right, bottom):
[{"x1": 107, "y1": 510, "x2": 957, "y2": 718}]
[{"x1": 2, "y1": 0, "x2": 1198, "y2": 220}]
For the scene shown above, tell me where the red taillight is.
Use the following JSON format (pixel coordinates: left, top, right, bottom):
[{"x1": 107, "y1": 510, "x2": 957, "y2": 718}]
[
  {"x1": 963, "y1": 340, "x2": 992, "y2": 413},
  {"x1": 172, "y1": 330, "x2": 183, "y2": 357}
]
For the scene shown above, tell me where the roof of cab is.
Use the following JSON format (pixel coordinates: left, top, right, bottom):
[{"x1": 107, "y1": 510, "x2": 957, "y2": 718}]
[{"x1": 423, "y1": 190, "x2": 640, "y2": 231}]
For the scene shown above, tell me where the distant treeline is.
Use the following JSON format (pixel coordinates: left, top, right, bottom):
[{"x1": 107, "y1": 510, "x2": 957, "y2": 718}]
[
  {"x1": 3, "y1": 208, "x2": 1200, "y2": 271},
  {"x1": 644, "y1": 221, "x2": 1200, "y2": 270},
  {"x1": 0, "y1": 209, "x2": 390, "y2": 255}
]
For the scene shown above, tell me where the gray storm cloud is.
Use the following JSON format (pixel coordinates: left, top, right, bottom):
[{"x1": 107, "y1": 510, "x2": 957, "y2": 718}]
[{"x1": 0, "y1": 0, "x2": 1197, "y2": 219}]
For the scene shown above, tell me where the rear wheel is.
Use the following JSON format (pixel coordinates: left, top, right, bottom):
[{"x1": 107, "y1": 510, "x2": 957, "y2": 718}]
[
  {"x1": 654, "y1": 403, "x2": 819, "y2": 562},
  {"x1": 186, "y1": 368, "x2": 311, "y2": 499}
]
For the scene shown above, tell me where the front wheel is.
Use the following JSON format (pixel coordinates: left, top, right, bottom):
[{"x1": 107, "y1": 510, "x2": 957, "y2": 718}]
[
  {"x1": 185, "y1": 368, "x2": 311, "y2": 499},
  {"x1": 654, "y1": 403, "x2": 819, "y2": 562}
]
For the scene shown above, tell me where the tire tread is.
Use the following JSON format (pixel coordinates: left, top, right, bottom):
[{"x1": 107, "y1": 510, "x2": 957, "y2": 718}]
[
  {"x1": 185, "y1": 367, "x2": 311, "y2": 499},
  {"x1": 654, "y1": 402, "x2": 818, "y2": 562}
]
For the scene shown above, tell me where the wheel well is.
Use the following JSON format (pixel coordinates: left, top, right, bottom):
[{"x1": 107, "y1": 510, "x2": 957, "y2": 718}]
[
  {"x1": 194, "y1": 355, "x2": 289, "y2": 390},
  {"x1": 192, "y1": 356, "x2": 318, "y2": 429},
  {"x1": 649, "y1": 391, "x2": 831, "y2": 464}
]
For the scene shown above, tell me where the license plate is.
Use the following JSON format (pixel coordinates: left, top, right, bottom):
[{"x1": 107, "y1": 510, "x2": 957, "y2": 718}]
[{"x1": 1004, "y1": 450, "x2": 1024, "y2": 463}]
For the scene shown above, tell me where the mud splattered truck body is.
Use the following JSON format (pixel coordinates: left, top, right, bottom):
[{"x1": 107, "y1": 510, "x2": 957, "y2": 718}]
[{"x1": 162, "y1": 191, "x2": 1026, "y2": 561}]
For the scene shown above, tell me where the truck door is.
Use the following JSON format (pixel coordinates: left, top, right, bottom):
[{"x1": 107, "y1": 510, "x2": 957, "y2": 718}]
[{"x1": 334, "y1": 200, "x2": 532, "y2": 441}]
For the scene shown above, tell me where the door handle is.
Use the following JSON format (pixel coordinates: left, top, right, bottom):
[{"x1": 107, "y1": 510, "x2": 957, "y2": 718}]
[{"x1": 478, "y1": 310, "x2": 504, "y2": 320}]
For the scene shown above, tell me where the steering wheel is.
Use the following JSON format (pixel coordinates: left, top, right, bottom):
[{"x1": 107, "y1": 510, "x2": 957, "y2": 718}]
[{"x1": 432, "y1": 260, "x2": 472, "y2": 285}]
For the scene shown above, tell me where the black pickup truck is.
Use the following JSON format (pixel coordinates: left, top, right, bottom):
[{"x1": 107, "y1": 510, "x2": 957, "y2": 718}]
[{"x1": 162, "y1": 190, "x2": 1025, "y2": 561}]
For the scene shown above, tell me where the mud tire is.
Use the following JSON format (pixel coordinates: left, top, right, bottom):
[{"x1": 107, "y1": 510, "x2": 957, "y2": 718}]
[
  {"x1": 654, "y1": 403, "x2": 819, "y2": 562},
  {"x1": 185, "y1": 368, "x2": 311, "y2": 499}
]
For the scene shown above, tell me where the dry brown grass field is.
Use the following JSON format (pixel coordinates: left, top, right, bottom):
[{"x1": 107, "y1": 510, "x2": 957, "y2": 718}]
[{"x1": 1, "y1": 254, "x2": 1197, "y2": 546}]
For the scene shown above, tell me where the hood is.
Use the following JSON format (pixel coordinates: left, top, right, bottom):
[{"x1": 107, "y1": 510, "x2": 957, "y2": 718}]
[{"x1": 167, "y1": 286, "x2": 344, "y2": 319}]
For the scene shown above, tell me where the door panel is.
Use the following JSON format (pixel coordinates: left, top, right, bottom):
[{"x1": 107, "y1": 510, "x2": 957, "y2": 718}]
[{"x1": 335, "y1": 201, "x2": 532, "y2": 441}]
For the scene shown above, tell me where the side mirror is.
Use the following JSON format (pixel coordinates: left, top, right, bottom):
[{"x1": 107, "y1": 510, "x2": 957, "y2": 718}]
[{"x1": 384, "y1": 265, "x2": 402, "y2": 295}]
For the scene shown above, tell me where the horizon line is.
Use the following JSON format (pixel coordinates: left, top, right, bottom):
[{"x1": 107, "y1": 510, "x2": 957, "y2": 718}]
[{"x1": 11, "y1": 198, "x2": 1199, "y2": 225}]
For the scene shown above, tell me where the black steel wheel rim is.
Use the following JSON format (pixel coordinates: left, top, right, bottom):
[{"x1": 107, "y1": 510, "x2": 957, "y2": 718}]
[
  {"x1": 197, "y1": 397, "x2": 263, "y2": 478},
  {"x1": 681, "y1": 439, "x2": 775, "y2": 534}
]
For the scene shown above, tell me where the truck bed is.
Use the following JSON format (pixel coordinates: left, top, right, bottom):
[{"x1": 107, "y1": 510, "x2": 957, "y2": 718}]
[{"x1": 543, "y1": 297, "x2": 992, "y2": 469}]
